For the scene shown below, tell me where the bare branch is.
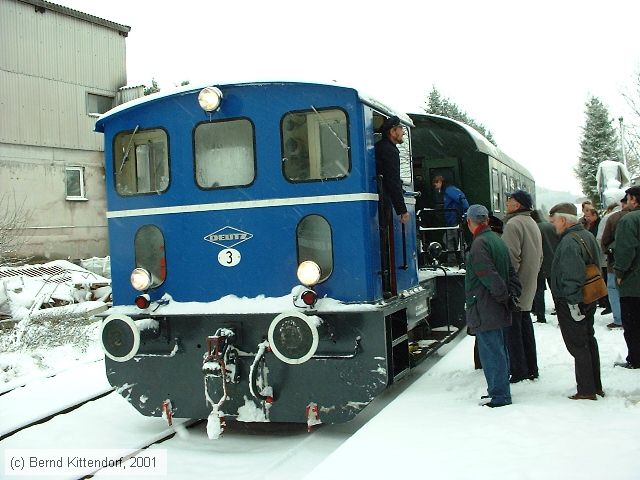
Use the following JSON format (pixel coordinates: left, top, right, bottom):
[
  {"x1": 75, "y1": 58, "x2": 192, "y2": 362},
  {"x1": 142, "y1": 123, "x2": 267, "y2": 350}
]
[{"x1": 0, "y1": 193, "x2": 32, "y2": 266}]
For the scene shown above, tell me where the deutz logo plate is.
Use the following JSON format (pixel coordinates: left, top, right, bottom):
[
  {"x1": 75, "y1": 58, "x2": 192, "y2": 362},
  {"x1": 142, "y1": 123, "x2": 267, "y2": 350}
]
[{"x1": 204, "y1": 226, "x2": 253, "y2": 248}]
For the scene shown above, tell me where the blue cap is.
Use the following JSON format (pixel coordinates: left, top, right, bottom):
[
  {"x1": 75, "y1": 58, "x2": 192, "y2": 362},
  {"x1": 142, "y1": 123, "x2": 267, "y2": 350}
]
[
  {"x1": 467, "y1": 204, "x2": 489, "y2": 221},
  {"x1": 507, "y1": 190, "x2": 533, "y2": 210}
]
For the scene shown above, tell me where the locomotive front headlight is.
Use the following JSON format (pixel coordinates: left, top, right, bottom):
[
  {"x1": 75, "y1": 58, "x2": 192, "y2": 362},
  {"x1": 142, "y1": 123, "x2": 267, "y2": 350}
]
[
  {"x1": 198, "y1": 86, "x2": 223, "y2": 112},
  {"x1": 297, "y1": 261, "x2": 321, "y2": 287},
  {"x1": 130, "y1": 267, "x2": 152, "y2": 291}
]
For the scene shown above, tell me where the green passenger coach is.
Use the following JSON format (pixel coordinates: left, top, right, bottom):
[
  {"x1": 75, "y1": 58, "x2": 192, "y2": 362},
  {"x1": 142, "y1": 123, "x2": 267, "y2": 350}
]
[{"x1": 410, "y1": 113, "x2": 535, "y2": 221}]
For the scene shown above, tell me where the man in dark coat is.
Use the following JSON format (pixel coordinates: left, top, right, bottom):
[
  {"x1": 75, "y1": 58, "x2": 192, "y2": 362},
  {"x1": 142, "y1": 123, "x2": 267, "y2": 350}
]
[
  {"x1": 465, "y1": 204, "x2": 521, "y2": 408},
  {"x1": 600, "y1": 196, "x2": 629, "y2": 329},
  {"x1": 549, "y1": 202, "x2": 603, "y2": 400},
  {"x1": 375, "y1": 116, "x2": 409, "y2": 225},
  {"x1": 614, "y1": 186, "x2": 640, "y2": 369},
  {"x1": 532, "y1": 210, "x2": 560, "y2": 323},
  {"x1": 502, "y1": 190, "x2": 543, "y2": 383}
]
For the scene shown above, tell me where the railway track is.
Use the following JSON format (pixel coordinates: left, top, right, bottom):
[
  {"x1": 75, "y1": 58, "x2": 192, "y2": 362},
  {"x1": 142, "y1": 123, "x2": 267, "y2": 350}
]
[
  {"x1": 2, "y1": 337, "x2": 464, "y2": 479},
  {"x1": 0, "y1": 387, "x2": 114, "y2": 441},
  {"x1": 0, "y1": 360, "x2": 112, "y2": 439}
]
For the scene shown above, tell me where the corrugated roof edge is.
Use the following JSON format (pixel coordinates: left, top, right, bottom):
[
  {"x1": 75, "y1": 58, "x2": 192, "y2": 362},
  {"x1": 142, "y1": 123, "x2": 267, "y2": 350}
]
[
  {"x1": 17, "y1": 0, "x2": 131, "y2": 35},
  {"x1": 95, "y1": 80, "x2": 413, "y2": 132},
  {"x1": 410, "y1": 112, "x2": 534, "y2": 181}
]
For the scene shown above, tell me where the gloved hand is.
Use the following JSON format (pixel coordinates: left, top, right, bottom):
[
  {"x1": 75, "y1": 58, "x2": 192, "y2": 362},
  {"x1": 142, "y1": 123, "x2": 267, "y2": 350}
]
[
  {"x1": 568, "y1": 304, "x2": 585, "y2": 322},
  {"x1": 508, "y1": 295, "x2": 521, "y2": 312}
]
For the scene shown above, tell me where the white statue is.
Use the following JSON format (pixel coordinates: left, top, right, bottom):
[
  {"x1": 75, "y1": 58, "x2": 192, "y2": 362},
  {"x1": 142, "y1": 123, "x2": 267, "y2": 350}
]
[{"x1": 596, "y1": 160, "x2": 631, "y2": 207}]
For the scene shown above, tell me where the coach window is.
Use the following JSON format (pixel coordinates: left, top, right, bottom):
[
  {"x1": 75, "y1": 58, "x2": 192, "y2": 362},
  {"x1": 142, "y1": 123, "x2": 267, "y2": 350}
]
[
  {"x1": 114, "y1": 128, "x2": 169, "y2": 196},
  {"x1": 282, "y1": 108, "x2": 350, "y2": 182},
  {"x1": 297, "y1": 215, "x2": 333, "y2": 282},
  {"x1": 194, "y1": 118, "x2": 255, "y2": 188},
  {"x1": 135, "y1": 225, "x2": 166, "y2": 287},
  {"x1": 491, "y1": 168, "x2": 500, "y2": 212}
]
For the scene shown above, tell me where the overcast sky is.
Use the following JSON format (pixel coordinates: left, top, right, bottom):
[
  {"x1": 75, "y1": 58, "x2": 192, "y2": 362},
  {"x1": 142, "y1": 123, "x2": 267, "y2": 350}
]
[{"x1": 57, "y1": 0, "x2": 639, "y2": 194}]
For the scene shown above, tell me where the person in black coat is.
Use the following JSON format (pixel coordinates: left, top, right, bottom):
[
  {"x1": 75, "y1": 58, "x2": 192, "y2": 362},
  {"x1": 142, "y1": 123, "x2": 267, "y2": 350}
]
[{"x1": 375, "y1": 116, "x2": 409, "y2": 225}]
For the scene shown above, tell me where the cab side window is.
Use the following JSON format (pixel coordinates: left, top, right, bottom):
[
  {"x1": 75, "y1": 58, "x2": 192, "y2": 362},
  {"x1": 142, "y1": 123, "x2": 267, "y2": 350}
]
[{"x1": 282, "y1": 108, "x2": 350, "y2": 182}]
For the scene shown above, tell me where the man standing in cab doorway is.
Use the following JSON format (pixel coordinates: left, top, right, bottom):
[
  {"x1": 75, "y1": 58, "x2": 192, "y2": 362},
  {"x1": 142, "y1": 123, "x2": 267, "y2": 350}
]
[
  {"x1": 503, "y1": 190, "x2": 543, "y2": 383},
  {"x1": 375, "y1": 115, "x2": 409, "y2": 225}
]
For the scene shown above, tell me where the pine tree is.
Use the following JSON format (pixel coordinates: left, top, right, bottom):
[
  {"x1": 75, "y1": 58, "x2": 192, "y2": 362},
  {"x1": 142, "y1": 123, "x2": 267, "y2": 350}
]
[
  {"x1": 575, "y1": 97, "x2": 619, "y2": 205},
  {"x1": 424, "y1": 86, "x2": 497, "y2": 146}
]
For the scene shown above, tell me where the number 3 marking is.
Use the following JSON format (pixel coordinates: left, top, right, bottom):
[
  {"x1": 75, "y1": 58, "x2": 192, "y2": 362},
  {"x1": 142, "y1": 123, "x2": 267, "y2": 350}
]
[{"x1": 218, "y1": 248, "x2": 241, "y2": 267}]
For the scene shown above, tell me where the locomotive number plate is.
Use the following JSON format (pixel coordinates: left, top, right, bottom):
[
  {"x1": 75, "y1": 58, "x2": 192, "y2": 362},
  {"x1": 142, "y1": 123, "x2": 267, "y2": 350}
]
[{"x1": 218, "y1": 248, "x2": 241, "y2": 267}]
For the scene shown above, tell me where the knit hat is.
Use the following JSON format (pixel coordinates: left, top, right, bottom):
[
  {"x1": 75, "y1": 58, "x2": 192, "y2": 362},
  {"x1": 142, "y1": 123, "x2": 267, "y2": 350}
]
[
  {"x1": 549, "y1": 202, "x2": 577, "y2": 216},
  {"x1": 507, "y1": 190, "x2": 533, "y2": 210}
]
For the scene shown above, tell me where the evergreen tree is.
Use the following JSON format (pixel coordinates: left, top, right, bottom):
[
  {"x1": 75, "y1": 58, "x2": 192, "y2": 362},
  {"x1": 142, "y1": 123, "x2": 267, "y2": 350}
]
[
  {"x1": 424, "y1": 86, "x2": 497, "y2": 146},
  {"x1": 575, "y1": 96, "x2": 619, "y2": 205},
  {"x1": 144, "y1": 78, "x2": 160, "y2": 96}
]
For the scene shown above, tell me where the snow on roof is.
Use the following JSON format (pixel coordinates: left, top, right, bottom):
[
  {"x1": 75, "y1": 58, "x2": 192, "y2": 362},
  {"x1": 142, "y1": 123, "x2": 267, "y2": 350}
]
[
  {"x1": 18, "y1": 0, "x2": 130, "y2": 34},
  {"x1": 96, "y1": 80, "x2": 413, "y2": 129},
  {"x1": 0, "y1": 260, "x2": 110, "y2": 285}
]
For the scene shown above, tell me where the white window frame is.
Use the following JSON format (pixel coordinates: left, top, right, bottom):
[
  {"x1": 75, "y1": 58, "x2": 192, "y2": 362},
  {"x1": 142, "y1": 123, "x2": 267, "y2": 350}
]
[{"x1": 65, "y1": 166, "x2": 87, "y2": 201}]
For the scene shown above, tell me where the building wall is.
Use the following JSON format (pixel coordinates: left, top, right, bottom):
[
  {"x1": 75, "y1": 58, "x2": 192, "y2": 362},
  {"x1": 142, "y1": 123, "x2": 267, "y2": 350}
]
[{"x1": 0, "y1": 0, "x2": 129, "y2": 261}]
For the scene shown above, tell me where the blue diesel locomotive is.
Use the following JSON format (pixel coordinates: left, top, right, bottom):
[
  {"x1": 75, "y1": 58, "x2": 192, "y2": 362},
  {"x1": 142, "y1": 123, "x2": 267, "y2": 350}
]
[{"x1": 96, "y1": 81, "x2": 465, "y2": 432}]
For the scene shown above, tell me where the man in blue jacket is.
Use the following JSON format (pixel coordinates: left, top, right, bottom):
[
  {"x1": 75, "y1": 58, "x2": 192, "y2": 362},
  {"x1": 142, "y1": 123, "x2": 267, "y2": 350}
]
[
  {"x1": 465, "y1": 204, "x2": 521, "y2": 407},
  {"x1": 434, "y1": 175, "x2": 469, "y2": 264}
]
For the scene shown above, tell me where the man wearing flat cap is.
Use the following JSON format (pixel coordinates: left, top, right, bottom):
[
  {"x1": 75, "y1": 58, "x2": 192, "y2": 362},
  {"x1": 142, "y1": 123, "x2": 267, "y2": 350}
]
[
  {"x1": 549, "y1": 202, "x2": 603, "y2": 400},
  {"x1": 375, "y1": 116, "x2": 409, "y2": 225},
  {"x1": 503, "y1": 190, "x2": 543, "y2": 383},
  {"x1": 464, "y1": 204, "x2": 521, "y2": 407}
]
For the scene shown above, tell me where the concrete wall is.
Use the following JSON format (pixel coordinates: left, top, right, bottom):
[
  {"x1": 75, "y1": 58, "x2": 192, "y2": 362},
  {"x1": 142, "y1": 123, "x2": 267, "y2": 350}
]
[{"x1": 0, "y1": 142, "x2": 108, "y2": 260}]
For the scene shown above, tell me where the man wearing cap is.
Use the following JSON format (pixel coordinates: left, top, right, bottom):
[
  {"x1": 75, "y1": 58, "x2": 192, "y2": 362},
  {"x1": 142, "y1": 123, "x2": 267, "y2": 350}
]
[
  {"x1": 375, "y1": 116, "x2": 409, "y2": 225},
  {"x1": 600, "y1": 195, "x2": 629, "y2": 329},
  {"x1": 613, "y1": 186, "x2": 640, "y2": 369},
  {"x1": 465, "y1": 204, "x2": 521, "y2": 408},
  {"x1": 549, "y1": 202, "x2": 603, "y2": 400},
  {"x1": 503, "y1": 190, "x2": 543, "y2": 383}
]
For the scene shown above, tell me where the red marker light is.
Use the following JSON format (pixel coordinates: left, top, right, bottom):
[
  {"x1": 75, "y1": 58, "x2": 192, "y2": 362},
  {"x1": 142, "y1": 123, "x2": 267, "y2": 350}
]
[
  {"x1": 135, "y1": 294, "x2": 151, "y2": 309},
  {"x1": 301, "y1": 290, "x2": 317, "y2": 307}
]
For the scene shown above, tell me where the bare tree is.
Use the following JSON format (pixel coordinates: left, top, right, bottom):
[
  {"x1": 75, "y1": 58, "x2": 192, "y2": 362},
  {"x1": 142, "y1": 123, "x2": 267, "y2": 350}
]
[
  {"x1": 0, "y1": 193, "x2": 32, "y2": 266},
  {"x1": 622, "y1": 69, "x2": 640, "y2": 176}
]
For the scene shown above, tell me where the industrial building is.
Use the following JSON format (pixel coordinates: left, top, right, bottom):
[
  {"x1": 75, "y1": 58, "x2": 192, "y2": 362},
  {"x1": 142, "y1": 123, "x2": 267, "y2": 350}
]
[{"x1": 0, "y1": 0, "x2": 132, "y2": 261}]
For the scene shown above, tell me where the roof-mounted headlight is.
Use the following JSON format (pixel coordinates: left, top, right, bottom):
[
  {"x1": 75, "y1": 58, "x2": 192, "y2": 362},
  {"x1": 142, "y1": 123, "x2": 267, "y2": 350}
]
[
  {"x1": 198, "y1": 86, "x2": 223, "y2": 112},
  {"x1": 297, "y1": 261, "x2": 321, "y2": 287},
  {"x1": 130, "y1": 267, "x2": 152, "y2": 291}
]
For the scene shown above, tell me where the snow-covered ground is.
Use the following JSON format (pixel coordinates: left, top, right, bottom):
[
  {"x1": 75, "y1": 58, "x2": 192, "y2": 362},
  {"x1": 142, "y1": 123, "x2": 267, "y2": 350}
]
[
  {"x1": 307, "y1": 306, "x2": 640, "y2": 480},
  {"x1": 1, "y1": 291, "x2": 639, "y2": 479},
  {"x1": 0, "y1": 316, "x2": 103, "y2": 393}
]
